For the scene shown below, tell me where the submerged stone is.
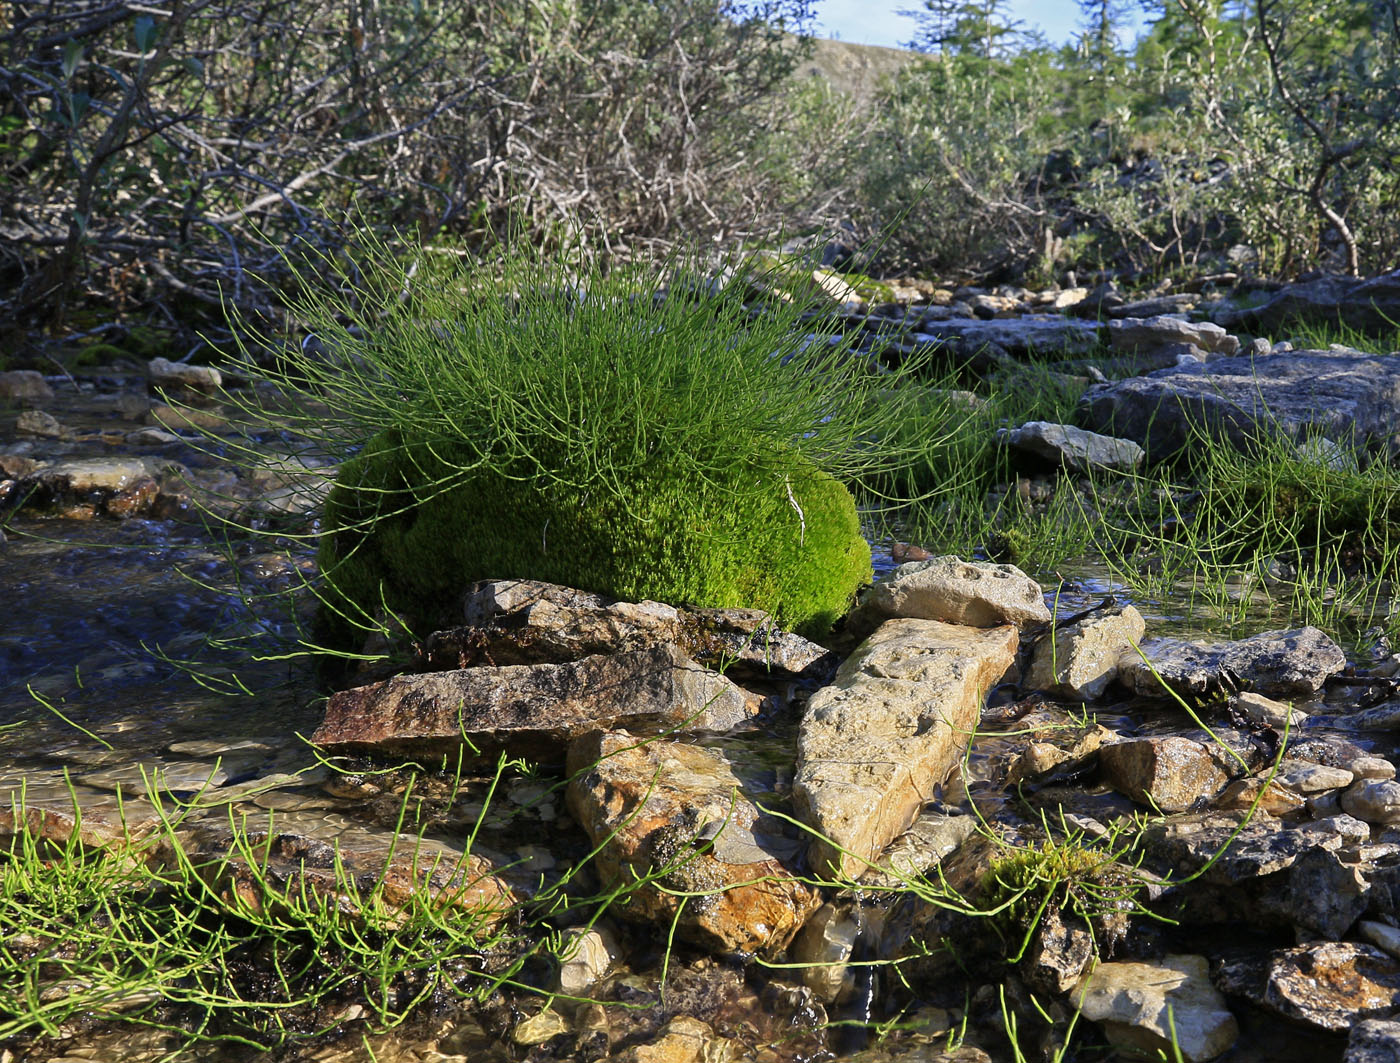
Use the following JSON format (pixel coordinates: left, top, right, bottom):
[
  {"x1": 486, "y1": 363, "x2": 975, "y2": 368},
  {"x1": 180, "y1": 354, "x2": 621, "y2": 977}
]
[
  {"x1": 1074, "y1": 954, "x2": 1237, "y2": 1062},
  {"x1": 565, "y1": 731, "x2": 819, "y2": 956}
]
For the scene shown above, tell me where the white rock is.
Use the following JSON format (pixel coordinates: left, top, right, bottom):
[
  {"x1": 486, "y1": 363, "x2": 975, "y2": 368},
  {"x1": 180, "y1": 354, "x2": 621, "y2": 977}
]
[
  {"x1": 1230, "y1": 692, "x2": 1308, "y2": 729},
  {"x1": 1027, "y1": 605, "x2": 1145, "y2": 701},
  {"x1": 557, "y1": 924, "x2": 620, "y2": 996},
  {"x1": 1342, "y1": 779, "x2": 1400, "y2": 825},
  {"x1": 852, "y1": 556, "x2": 1049, "y2": 637},
  {"x1": 1073, "y1": 954, "x2": 1239, "y2": 1062}
]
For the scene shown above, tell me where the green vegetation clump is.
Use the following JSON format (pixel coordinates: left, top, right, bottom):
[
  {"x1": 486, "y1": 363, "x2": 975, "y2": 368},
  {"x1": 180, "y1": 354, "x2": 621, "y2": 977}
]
[
  {"x1": 319, "y1": 428, "x2": 869, "y2": 643},
  {"x1": 220, "y1": 240, "x2": 932, "y2": 653}
]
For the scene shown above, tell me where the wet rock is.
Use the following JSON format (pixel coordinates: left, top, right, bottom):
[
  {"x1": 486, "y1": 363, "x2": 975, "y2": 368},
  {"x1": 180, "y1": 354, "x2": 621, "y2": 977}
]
[
  {"x1": 0, "y1": 772, "x2": 163, "y2": 850},
  {"x1": 1344, "y1": 780, "x2": 1400, "y2": 825},
  {"x1": 1276, "y1": 758, "x2": 1354, "y2": 793},
  {"x1": 862, "y1": 809, "x2": 979, "y2": 887},
  {"x1": 566, "y1": 731, "x2": 819, "y2": 955},
  {"x1": 16, "y1": 409, "x2": 64, "y2": 438},
  {"x1": 996, "y1": 421, "x2": 1145, "y2": 474},
  {"x1": 847, "y1": 556, "x2": 1049, "y2": 643},
  {"x1": 1099, "y1": 737, "x2": 1232, "y2": 813},
  {"x1": 1353, "y1": 702, "x2": 1400, "y2": 731},
  {"x1": 557, "y1": 924, "x2": 621, "y2": 995},
  {"x1": 1144, "y1": 810, "x2": 1369, "y2": 884},
  {"x1": 1079, "y1": 349, "x2": 1400, "y2": 460},
  {"x1": 795, "y1": 618, "x2": 1018, "y2": 879},
  {"x1": 421, "y1": 578, "x2": 836, "y2": 682},
  {"x1": 1347, "y1": 1018, "x2": 1400, "y2": 1063},
  {"x1": 789, "y1": 903, "x2": 862, "y2": 1003},
  {"x1": 1074, "y1": 954, "x2": 1237, "y2": 1062},
  {"x1": 1213, "y1": 942, "x2": 1400, "y2": 1033},
  {"x1": 1230, "y1": 691, "x2": 1309, "y2": 729},
  {"x1": 1117, "y1": 627, "x2": 1345, "y2": 700},
  {"x1": 1026, "y1": 604, "x2": 1145, "y2": 701},
  {"x1": 1025, "y1": 908, "x2": 1095, "y2": 995},
  {"x1": 1278, "y1": 846, "x2": 1372, "y2": 939},
  {"x1": 612, "y1": 1016, "x2": 734, "y2": 1063},
  {"x1": 146, "y1": 401, "x2": 228, "y2": 432},
  {"x1": 514, "y1": 1007, "x2": 569, "y2": 1046},
  {"x1": 0, "y1": 369, "x2": 53, "y2": 402},
  {"x1": 314, "y1": 643, "x2": 761, "y2": 760},
  {"x1": 1109, "y1": 315, "x2": 1239, "y2": 358},
  {"x1": 148, "y1": 356, "x2": 222, "y2": 394}
]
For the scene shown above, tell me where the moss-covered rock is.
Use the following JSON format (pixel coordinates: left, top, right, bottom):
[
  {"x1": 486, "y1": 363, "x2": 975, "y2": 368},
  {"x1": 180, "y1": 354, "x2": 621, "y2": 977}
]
[{"x1": 317, "y1": 428, "x2": 870, "y2": 647}]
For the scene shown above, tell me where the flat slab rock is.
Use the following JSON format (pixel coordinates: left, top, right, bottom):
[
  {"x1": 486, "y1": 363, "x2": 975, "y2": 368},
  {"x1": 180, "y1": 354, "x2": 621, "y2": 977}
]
[
  {"x1": 1142, "y1": 810, "x2": 1370, "y2": 884},
  {"x1": 1074, "y1": 953, "x2": 1238, "y2": 1063},
  {"x1": 911, "y1": 315, "x2": 1104, "y2": 358},
  {"x1": 565, "y1": 731, "x2": 819, "y2": 955},
  {"x1": 1214, "y1": 942, "x2": 1400, "y2": 1033},
  {"x1": 795, "y1": 617, "x2": 1018, "y2": 879},
  {"x1": 420, "y1": 578, "x2": 836, "y2": 682},
  {"x1": 313, "y1": 643, "x2": 760, "y2": 760},
  {"x1": 996, "y1": 421, "x2": 1145, "y2": 474},
  {"x1": 1117, "y1": 626, "x2": 1345, "y2": 700},
  {"x1": 845, "y1": 556, "x2": 1049, "y2": 645},
  {"x1": 1079, "y1": 348, "x2": 1400, "y2": 459}
]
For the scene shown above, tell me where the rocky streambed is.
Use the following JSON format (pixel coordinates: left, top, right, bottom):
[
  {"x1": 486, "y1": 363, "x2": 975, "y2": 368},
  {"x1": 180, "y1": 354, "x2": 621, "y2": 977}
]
[{"x1": 6, "y1": 275, "x2": 1400, "y2": 1062}]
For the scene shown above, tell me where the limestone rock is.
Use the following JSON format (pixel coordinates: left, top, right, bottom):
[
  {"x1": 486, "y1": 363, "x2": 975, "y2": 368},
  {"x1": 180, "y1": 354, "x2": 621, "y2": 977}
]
[
  {"x1": 789, "y1": 902, "x2": 862, "y2": 1003},
  {"x1": 1358, "y1": 921, "x2": 1400, "y2": 961},
  {"x1": 862, "y1": 809, "x2": 978, "y2": 887},
  {"x1": 1099, "y1": 737, "x2": 1232, "y2": 813},
  {"x1": 613, "y1": 1016, "x2": 735, "y2": 1063},
  {"x1": 1214, "y1": 777, "x2": 1305, "y2": 816},
  {"x1": 848, "y1": 556, "x2": 1048, "y2": 642},
  {"x1": 514, "y1": 1008, "x2": 569, "y2": 1046},
  {"x1": 1025, "y1": 909, "x2": 1095, "y2": 996},
  {"x1": 1027, "y1": 604, "x2": 1145, "y2": 701},
  {"x1": 0, "y1": 369, "x2": 53, "y2": 402},
  {"x1": 1074, "y1": 954, "x2": 1237, "y2": 1062},
  {"x1": 565, "y1": 731, "x2": 819, "y2": 955},
  {"x1": 557, "y1": 924, "x2": 620, "y2": 995},
  {"x1": 1213, "y1": 942, "x2": 1400, "y2": 1032},
  {"x1": 1275, "y1": 758, "x2": 1354, "y2": 793},
  {"x1": 420, "y1": 578, "x2": 836, "y2": 682},
  {"x1": 1353, "y1": 757, "x2": 1398, "y2": 782},
  {"x1": 1230, "y1": 691, "x2": 1308, "y2": 729},
  {"x1": 314, "y1": 643, "x2": 761, "y2": 760},
  {"x1": 1117, "y1": 627, "x2": 1345, "y2": 700},
  {"x1": 1079, "y1": 349, "x2": 1400, "y2": 460},
  {"x1": 795, "y1": 618, "x2": 1018, "y2": 879},
  {"x1": 148, "y1": 356, "x2": 222, "y2": 393},
  {"x1": 911, "y1": 315, "x2": 1103, "y2": 359},
  {"x1": 1109, "y1": 315, "x2": 1239, "y2": 358},
  {"x1": 997, "y1": 421, "x2": 1145, "y2": 474},
  {"x1": 1347, "y1": 1019, "x2": 1400, "y2": 1063},
  {"x1": 1344, "y1": 780, "x2": 1400, "y2": 826}
]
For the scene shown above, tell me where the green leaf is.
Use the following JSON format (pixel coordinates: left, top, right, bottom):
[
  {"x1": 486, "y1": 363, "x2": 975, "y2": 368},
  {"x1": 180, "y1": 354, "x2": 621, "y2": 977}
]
[
  {"x1": 61, "y1": 39, "x2": 83, "y2": 80},
  {"x1": 132, "y1": 14, "x2": 157, "y2": 54}
]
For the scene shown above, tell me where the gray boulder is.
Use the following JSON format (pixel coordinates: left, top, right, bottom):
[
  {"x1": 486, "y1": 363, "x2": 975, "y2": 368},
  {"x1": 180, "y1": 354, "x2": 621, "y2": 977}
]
[
  {"x1": 1117, "y1": 627, "x2": 1346, "y2": 700},
  {"x1": 996, "y1": 421, "x2": 1145, "y2": 474},
  {"x1": 1078, "y1": 348, "x2": 1400, "y2": 459}
]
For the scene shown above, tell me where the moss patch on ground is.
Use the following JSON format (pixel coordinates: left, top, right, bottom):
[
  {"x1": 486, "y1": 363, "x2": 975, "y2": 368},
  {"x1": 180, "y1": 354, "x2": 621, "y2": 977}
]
[{"x1": 318, "y1": 428, "x2": 871, "y2": 647}]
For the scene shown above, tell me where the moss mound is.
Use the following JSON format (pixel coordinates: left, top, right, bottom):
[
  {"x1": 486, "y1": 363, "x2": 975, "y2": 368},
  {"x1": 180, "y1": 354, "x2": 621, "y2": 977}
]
[{"x1": 317, "y1": 428, "x2": 871, "y2": 646}]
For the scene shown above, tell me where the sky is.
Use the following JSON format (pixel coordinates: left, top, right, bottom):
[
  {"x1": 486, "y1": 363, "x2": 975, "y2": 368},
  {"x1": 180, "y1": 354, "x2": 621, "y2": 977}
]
[{"x1": 811, "y1": 0, "x2": 1145, "y2": 50}]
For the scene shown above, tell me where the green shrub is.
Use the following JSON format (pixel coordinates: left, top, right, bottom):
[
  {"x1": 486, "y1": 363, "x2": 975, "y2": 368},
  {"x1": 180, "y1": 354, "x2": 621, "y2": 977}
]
[{"x1": 221, "y1": 238, "x2": 932, "y2": 653}]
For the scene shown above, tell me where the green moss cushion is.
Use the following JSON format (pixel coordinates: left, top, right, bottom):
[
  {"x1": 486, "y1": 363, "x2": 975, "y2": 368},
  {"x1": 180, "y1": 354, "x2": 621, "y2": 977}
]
[{"x1": 317, "y1": 429, "x2": 870, "y2": 645}]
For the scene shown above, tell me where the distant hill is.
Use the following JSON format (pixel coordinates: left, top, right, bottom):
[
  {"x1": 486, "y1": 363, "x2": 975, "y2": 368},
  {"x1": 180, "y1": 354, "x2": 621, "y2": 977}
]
[{"x1": 788, "y1": 36, "x2": 922, "y2": 107}]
